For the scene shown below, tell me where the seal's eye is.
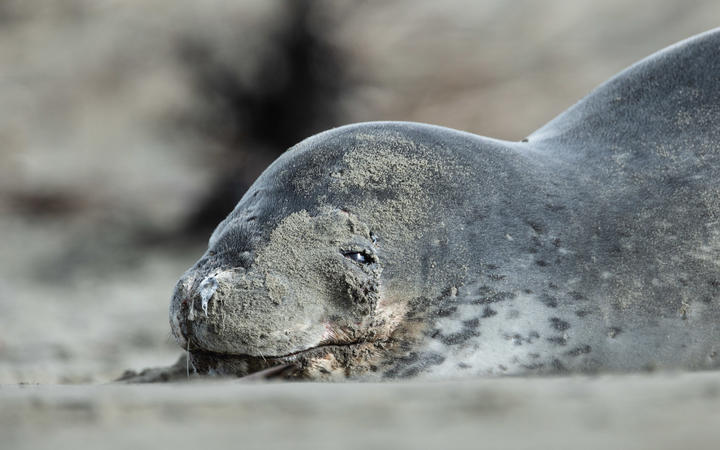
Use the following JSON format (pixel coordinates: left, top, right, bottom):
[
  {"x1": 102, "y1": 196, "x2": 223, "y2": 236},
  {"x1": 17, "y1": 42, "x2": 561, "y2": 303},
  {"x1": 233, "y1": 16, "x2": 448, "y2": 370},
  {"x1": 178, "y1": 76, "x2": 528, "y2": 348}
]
[{"x1": 343, "y1": 251, "x2": 371, "y2": 264}]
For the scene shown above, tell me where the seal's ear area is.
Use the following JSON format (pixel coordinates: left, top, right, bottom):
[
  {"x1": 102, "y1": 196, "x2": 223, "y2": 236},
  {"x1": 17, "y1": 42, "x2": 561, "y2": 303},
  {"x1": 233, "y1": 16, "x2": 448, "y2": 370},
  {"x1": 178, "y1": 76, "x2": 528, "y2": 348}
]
[{"x1": 529, "y1": 28, "x2": 720, "y2": 155}]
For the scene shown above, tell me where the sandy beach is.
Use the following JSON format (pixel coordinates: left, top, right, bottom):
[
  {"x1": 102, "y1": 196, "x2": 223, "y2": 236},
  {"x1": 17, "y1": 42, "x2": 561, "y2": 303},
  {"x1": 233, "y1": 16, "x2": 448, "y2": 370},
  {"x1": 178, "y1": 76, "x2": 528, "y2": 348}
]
[{"x1": 5, "y1": 371, "x2": 720, "y2": 450}]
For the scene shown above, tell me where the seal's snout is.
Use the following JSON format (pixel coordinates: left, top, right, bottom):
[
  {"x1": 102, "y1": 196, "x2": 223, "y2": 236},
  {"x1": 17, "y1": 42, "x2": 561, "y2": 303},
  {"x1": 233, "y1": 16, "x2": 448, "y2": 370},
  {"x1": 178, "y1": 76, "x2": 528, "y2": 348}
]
[
  {"x1": 169, "y1": 274, "x2": 196, "y2": 347},
  {"x1": 169, "y1": 269, "x2": 225, "y2": 347}
]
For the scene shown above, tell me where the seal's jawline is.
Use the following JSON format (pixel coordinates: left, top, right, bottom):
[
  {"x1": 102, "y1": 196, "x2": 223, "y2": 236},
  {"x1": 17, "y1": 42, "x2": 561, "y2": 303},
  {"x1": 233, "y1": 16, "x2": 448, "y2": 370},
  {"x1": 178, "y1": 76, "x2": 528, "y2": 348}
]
[{"x1": 193, "y1": 339, "x2": 373, "y2": 362}]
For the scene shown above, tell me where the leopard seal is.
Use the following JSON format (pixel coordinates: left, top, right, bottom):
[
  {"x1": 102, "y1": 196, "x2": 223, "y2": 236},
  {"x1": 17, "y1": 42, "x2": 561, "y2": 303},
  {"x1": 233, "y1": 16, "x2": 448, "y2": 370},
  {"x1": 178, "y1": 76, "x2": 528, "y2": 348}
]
[{"x1": 170, "y1": 29, "x2": 720, "y2": 380}]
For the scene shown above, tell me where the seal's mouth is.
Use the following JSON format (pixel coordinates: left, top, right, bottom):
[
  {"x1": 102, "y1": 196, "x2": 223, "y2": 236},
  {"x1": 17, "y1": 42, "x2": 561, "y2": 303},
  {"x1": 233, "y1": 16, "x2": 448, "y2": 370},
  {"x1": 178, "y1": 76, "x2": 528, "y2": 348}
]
[{"x1": 188, "y1": 341, "x2": 377, "y2": 380}]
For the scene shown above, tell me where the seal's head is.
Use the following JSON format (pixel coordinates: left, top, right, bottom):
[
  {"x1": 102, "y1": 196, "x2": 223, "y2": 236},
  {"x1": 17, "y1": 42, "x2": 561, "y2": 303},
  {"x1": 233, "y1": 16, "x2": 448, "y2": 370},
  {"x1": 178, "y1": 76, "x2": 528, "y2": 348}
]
[
  {"x1": 170, "y1": 122, "x2": 486, "y2": 379},
  {"x1": 172, "y1": 208, "x2": 387, "y2": 379}
]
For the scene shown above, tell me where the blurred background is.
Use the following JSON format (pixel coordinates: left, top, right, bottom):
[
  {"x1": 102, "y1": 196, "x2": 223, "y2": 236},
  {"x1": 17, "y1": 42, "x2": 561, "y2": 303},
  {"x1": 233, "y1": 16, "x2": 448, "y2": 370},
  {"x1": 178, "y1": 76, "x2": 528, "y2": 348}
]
[{"x1": 1, "y1": 0, "x2": 719, "y2": 383}]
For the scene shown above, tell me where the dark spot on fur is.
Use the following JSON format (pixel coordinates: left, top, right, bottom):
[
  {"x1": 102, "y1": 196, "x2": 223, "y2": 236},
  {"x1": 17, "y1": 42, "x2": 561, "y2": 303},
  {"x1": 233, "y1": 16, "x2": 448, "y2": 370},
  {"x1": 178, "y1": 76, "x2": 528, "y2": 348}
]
[
  {"x1": 441, "y1": 286, "x2": 458, "y2": 297},
  {"x1": 527, "y1": 221, "x2": 545, "y2": 234},
  {"x1": 566, "y1": 345, "x2": 592, "y2": 357},
  {"x1": 551, "y1": 359, "x2": 567, "y2": 372},
  {"x1": 485, "y1": 264, "x2": 498, "y2": 270},
  {"x1": 523, "y1": 289, "x2": 533, "y2": 294},
  {"x1": 568, "y1": 291, "x2": 585, "y2": 301},
  {"x1": 488, "y1": 273, "x2": 506, "y2": 281},
  {"x1": 435, "y1": 305, "x2": 457, "y2": 317},
  {"x1": 642, "y1": 363, "x2": 658, "y2": 372},
  {"x1": 540, "y1": 294, "x2": 558, "y2": 308},
  {"x1": 548, "y1": 282, "x2": 558, "y2": 289},
  {"x1": 464, "y1": 318, "x2": 480, "y2": 329},
  {"x1": 399, "y1": 341, "x2": 414, "y2": 352},
  {"x1": 528, "y1": 353, "x2": 540, "y2": 359},
  {"x1": 498, "y1": 364, "x2": 508, "y2": 371},
  {"x1": 552, "y1": 238, "x2": 562, "y2": 247},
  {"x1": 522, "y1": 362, "x2": 545, "y2": 370},
  {"x1": 458, "y1": 362, "x2": 471, "y2": 369},
  {"x1": 403, "y1": 352, "x2": 421, "y2": 364},
  {"x1": 607, "y1": 327, "x2": 622, "y2": 338},
  {"x1": 547, "y1": 336, "x2": 568, "y2": 346},
  {"x1": 476, "y1": 285, "x2": 493, "y2": 296},
  {"x1": 386, "y1": 353, "x2": 446, "y2": 377},
  {"x1": 440, "y1": 330, "x2": 480, "y2": 346},
  {"x1": 535, "y1": 260, "x2": 548, "y2": 267},
  {"x1": 506, "y1": 331, "x2": 539, "y2": 346},
  {"x1": 481, "y1": 307, "x2": 497, "y2": 318},
  {"x1": 545, "y1": 203, "x2": 566, "y2": 212},
  {"x1": 474, "y1": 289, "x2": 516, "y2": 304},
  {"x1": 382, "y1": 352, "x2": 421, "y2": 379},
  {"x1": 575, "y1": 310, "x2": 591, "y2": 317},
  {"x1": 550, "y1": 318, "x2": 571, "y2": 331}
]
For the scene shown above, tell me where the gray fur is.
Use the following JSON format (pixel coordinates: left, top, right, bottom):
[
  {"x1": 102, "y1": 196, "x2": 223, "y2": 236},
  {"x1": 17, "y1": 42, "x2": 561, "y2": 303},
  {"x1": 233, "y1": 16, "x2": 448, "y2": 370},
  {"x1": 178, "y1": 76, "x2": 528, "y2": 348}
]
[{"x1": 170, "y1": 29, "x2": 720, "y2": 380}]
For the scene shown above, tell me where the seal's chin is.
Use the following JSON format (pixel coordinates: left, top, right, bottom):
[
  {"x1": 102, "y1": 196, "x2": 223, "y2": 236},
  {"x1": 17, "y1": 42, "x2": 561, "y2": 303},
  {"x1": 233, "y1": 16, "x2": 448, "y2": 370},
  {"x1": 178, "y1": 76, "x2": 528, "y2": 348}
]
[
  {"x1": 188, "y1": 349, "x2": 299, "y2": 379},
  {"x1": 189, "y1": 340, "x2": 384, "y2": 380}
]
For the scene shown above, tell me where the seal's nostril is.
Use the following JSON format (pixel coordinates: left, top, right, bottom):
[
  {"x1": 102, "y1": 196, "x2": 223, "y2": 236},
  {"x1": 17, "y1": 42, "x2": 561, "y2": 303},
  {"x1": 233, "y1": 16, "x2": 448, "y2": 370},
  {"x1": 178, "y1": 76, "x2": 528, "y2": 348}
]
[{"x1": 198, "y1": 276, "x2": 219, "y2": 317}]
